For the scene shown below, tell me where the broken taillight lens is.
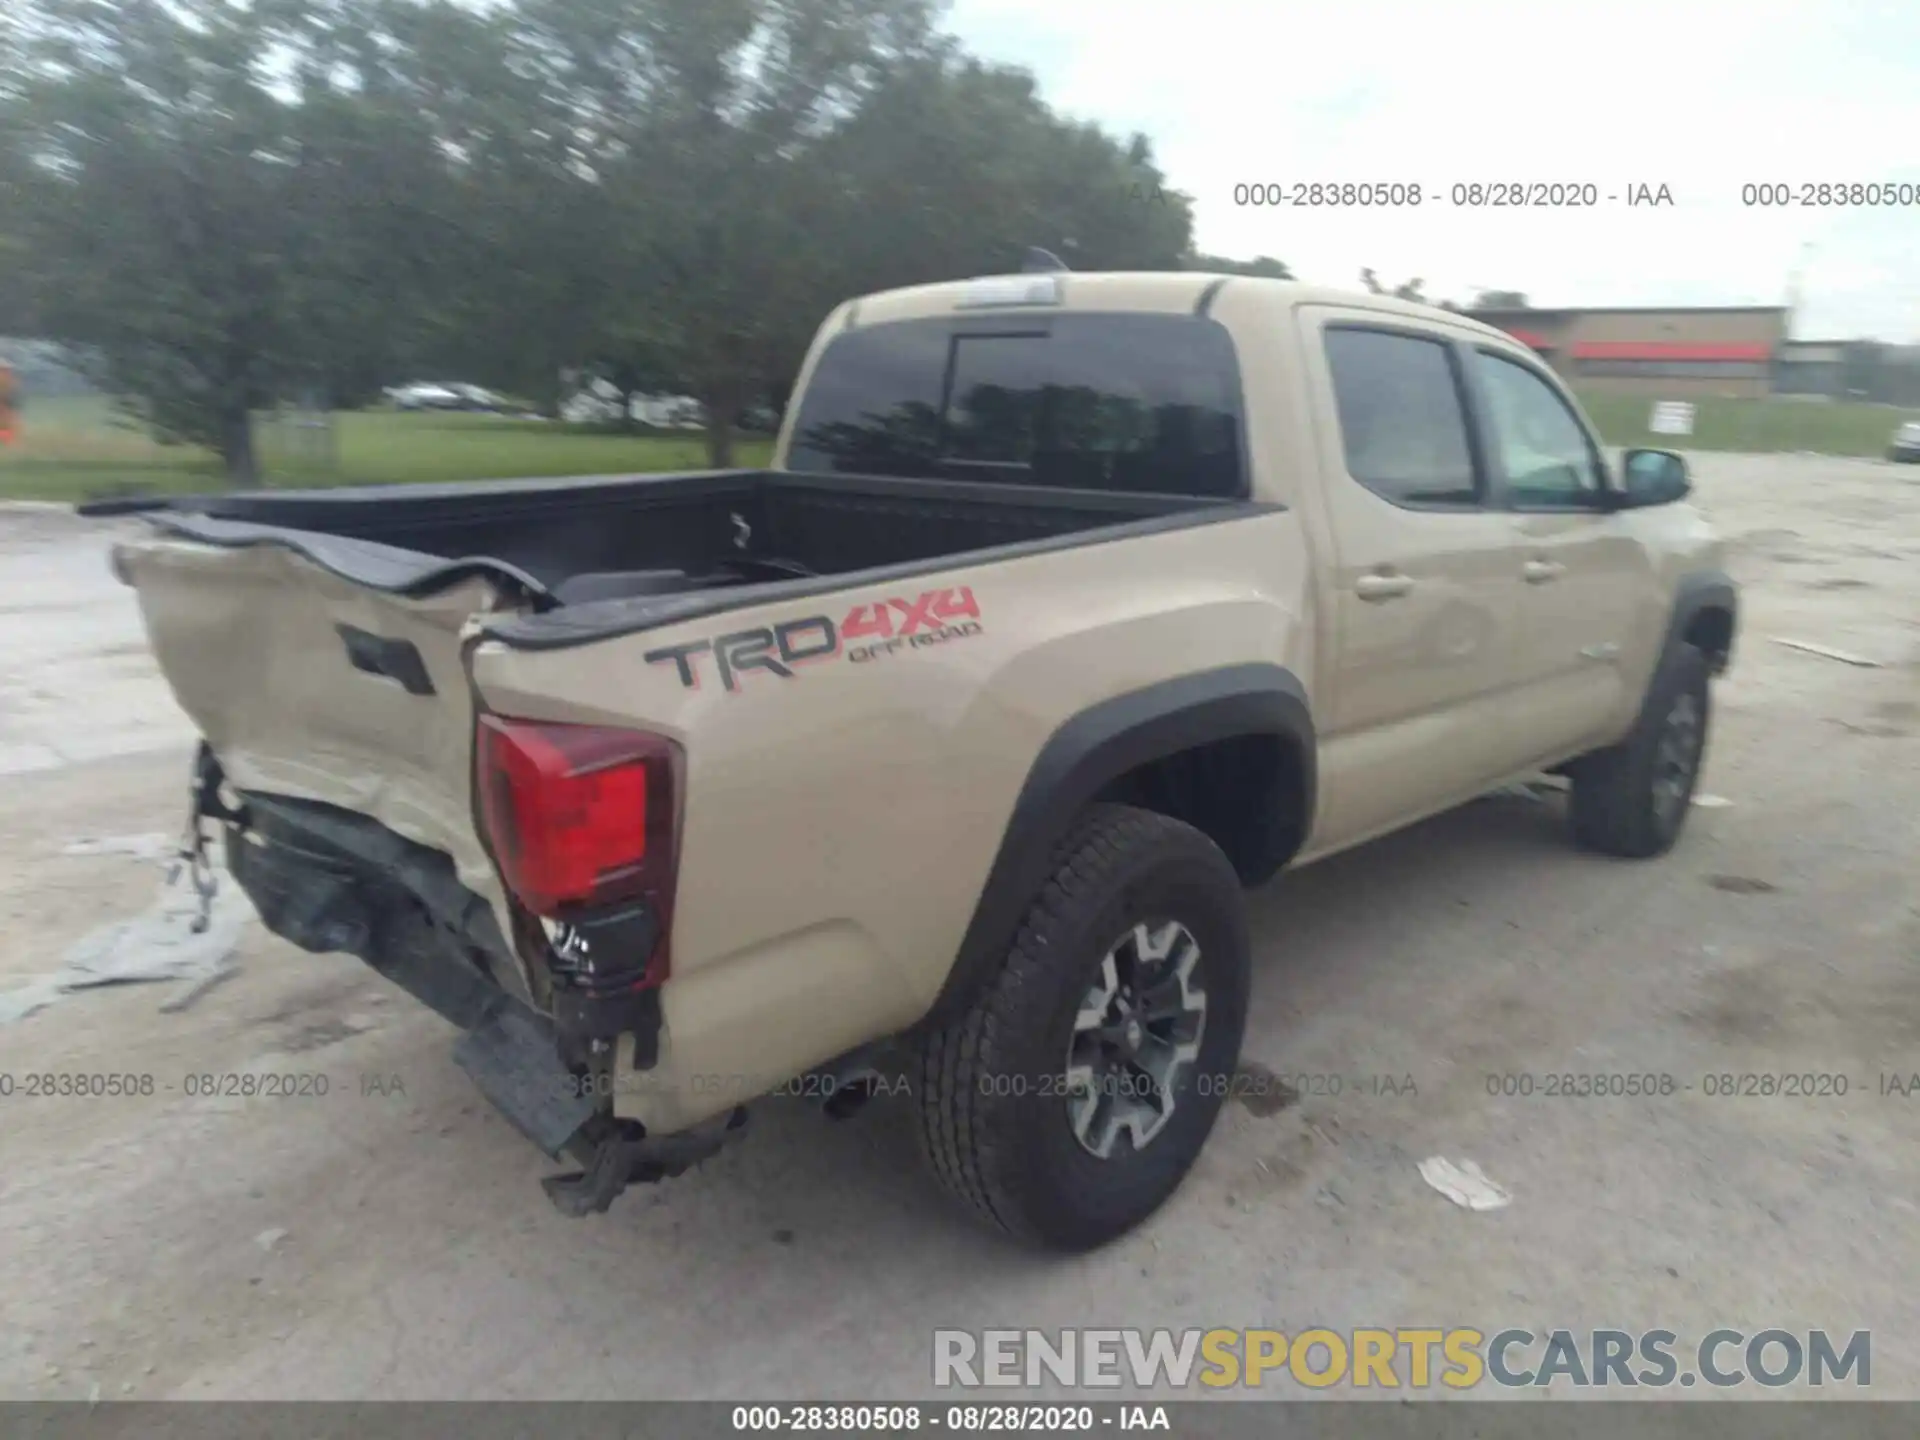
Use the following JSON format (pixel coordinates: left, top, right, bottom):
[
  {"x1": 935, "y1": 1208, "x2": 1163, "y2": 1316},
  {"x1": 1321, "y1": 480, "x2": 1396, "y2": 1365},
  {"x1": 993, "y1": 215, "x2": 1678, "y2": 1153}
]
[{"x1": 476, "y1": 715, "x2": 680, "y2": 923}]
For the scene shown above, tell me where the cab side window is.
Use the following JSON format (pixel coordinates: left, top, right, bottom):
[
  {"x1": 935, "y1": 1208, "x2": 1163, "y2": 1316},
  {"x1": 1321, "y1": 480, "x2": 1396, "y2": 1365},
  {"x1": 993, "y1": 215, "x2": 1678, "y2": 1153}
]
[
  {"x1": 1471, "y1": 350, "x2": 1606, "y2": 506},
  {"x1": 1323, "y1": 328, "x2": 1481, "y2": 508}
]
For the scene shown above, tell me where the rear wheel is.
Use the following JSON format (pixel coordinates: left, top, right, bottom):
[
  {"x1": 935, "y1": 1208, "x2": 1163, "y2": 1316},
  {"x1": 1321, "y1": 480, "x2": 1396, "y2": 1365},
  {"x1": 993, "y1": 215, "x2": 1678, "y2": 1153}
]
[
  {"x1": 916, "y1": 805, "x2": 1250, "y2": 1251},
  {"x1": 1569, "y1": 643, "x2": 1711, "y2": 858}
]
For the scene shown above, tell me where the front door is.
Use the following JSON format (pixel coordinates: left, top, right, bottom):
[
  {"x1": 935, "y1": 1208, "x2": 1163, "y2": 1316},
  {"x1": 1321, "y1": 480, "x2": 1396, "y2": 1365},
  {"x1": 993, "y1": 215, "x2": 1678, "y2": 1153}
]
[{"x1": 1463, "y1": 346, "x2": 1645, "y2": 765}]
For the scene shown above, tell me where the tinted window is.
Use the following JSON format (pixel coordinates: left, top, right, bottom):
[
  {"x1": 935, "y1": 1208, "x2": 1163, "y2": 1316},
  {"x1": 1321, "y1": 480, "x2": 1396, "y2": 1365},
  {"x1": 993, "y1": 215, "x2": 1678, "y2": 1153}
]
[
  {"x1": 1323, "y1": 329, "x2": 1479, "y2": 507},
  {"x1": 786, "y1": 314, "x2": 1245, "y2": 496},
  {"x1": 1472, "y1": 350, "x2": 1603, "y2": 504}
]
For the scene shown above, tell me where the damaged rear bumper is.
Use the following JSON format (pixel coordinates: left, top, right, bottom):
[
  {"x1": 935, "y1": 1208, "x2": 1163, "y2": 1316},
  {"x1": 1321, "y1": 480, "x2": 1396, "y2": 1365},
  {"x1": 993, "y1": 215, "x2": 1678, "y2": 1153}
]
[
  {"x1": 452, "y1": 1002, "x2": 749, "y2": 1216},
  {"x1": 203, "y1": 754, "x2": 741, "y2": 1212}
]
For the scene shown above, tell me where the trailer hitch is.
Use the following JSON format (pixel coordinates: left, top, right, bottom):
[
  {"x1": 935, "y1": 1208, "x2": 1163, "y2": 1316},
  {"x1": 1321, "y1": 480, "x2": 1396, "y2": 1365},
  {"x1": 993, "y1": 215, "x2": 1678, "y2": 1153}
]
[{"x1": 542, "y1": 1107, "x2": 750, "y2": 1217}]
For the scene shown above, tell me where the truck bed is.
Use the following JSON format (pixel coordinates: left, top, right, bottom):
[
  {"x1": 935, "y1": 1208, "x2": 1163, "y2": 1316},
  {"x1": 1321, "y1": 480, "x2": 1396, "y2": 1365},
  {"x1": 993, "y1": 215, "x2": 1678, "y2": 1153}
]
[{"x1": 91, "y1": 470, "x2": 1241, "y2": 634}]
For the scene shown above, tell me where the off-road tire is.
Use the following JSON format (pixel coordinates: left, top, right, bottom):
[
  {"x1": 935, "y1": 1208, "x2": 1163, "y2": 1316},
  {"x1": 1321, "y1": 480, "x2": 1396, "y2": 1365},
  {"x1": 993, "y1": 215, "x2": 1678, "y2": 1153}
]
[
  {"x1": 1568, "y1": 643, "x2": 1712, "y2": 858},
  {"x1": 916, "y1": 804, "x2": 1250, "y2": 1251}
]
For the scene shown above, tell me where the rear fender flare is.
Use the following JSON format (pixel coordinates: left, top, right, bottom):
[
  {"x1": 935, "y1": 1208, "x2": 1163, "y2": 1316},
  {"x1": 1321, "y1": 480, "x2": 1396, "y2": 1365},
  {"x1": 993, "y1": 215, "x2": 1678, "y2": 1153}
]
[{"x1": 923, "y1": 663, "x2": 1313, "y2": 1027}]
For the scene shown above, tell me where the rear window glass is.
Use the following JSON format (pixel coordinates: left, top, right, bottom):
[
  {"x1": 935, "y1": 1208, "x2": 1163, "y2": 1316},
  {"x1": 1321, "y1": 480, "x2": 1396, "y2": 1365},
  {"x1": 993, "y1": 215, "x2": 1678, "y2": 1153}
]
[
  {"x1": 1323, "y1": 328, "x2": 1479, "y2": 507},
  {"x1": 785, "y1": 314, "x2": 1246, "y2": 496}
]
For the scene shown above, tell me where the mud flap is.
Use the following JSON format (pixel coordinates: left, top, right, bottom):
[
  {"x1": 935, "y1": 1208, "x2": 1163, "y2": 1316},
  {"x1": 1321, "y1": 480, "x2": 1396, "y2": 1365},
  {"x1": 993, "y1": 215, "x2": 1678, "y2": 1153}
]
[{"x1": 452, "y1": 1002, "x2": 597, "y2": 1159}]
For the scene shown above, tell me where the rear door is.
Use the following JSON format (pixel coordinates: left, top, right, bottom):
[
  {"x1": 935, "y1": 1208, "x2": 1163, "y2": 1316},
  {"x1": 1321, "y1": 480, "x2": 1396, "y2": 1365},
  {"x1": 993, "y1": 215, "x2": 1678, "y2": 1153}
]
[
  {"x1": 1299, "y1": 312, "x2": 1526, "y2": 848},
  {"x1": 1461, "y1": 345, "x2": 1647, "y2": 764}
]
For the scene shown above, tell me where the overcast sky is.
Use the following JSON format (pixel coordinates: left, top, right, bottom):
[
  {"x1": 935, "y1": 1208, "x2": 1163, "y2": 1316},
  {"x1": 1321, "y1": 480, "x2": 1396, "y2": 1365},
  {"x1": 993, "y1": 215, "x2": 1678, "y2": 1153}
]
[{"x1": 945, "y1": 0, "x2": 1920, "y2": 340}]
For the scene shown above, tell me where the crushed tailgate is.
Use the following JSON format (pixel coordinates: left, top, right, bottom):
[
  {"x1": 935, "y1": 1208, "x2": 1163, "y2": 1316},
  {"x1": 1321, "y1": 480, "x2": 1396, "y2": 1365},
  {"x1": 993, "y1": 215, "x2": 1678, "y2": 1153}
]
[{"x1": 115, "y1": 528, "x2": 533, "y2": 997}]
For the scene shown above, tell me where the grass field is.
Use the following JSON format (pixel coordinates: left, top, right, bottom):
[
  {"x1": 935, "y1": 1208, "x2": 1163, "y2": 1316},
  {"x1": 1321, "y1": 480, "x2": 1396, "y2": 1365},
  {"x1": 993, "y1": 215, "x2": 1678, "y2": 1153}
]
[
  {"x1": 1573, "y1": 389, "x2": 1911, "y2": 456},
  {"x1": 0, "y1": 390, "x2": 1909, "y2": 503},
  {"x1": 0, "y1": 395, "x2": 774, "y2": 502}
]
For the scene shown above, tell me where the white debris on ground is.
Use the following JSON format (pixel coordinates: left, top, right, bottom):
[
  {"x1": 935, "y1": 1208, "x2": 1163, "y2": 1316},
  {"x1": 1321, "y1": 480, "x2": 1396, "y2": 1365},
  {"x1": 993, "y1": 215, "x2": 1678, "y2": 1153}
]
[
  {"x1": 1692, "y1": 793, "x2": 1735, "y2": 808},
  {"x1": 1418, "y1": 1156, "x2": 1513, "y2": 1211},
  {"x1": 58, "y1": 832, "x2": 176, "y2": 862},
  {"x1": 0, "y1": 861, "x2": 255, "y2": 1024},
  {"x1": 1769, "y1": 636, "x2": 1882, "y2": 667},
  {"x1": 0, "y1": 976, "x2": 66, "y2": 1026},
  {"x1": 59, "y1": 863, "x2": 252, "y2": 990}
]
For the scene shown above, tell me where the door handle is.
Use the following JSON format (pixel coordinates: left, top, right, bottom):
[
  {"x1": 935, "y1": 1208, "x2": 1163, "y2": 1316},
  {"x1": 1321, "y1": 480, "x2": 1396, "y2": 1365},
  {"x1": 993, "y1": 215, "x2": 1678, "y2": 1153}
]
[
  {"x1": 1355, "y1": 572, "x2": 1414, "y2": 601},
  {"x1": 336, "y1": 624, "x2": 436, "y2": 695},
  {"x1": 1522, "y1": 559, "x2": 1565, "y2": 584}
]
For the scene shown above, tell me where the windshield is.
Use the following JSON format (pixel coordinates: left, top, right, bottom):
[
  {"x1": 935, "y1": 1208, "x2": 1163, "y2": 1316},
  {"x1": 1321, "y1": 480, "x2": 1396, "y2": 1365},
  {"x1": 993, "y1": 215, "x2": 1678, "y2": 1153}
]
[{"x1": 785, "y1": 313, "x2": 1246, "y2": 497}]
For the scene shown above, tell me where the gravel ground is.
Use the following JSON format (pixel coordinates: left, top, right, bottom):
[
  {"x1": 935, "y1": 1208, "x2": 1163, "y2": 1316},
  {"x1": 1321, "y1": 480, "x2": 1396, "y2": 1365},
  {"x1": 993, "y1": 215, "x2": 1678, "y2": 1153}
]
[{"x1": 0, "y1": 454, "x2": 1915, "y2": 1403}]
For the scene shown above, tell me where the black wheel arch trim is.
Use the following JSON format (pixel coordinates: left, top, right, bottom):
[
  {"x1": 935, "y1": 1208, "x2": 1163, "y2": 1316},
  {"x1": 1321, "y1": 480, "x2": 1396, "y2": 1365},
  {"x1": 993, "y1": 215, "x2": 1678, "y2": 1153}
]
[
  {"x1": 1664, "y1": 569, "x2": 1738, "y2": 674},
  {"x1": 923, "y1": 663, "x2": 1313, "y2": 1027}
]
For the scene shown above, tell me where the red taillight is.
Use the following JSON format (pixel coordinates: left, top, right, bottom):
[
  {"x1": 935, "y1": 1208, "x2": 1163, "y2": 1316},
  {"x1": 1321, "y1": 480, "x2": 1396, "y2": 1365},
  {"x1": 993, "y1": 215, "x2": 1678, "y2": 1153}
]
[{"x1": 476, "y1": 715, "x2": 680, "y2": 921}]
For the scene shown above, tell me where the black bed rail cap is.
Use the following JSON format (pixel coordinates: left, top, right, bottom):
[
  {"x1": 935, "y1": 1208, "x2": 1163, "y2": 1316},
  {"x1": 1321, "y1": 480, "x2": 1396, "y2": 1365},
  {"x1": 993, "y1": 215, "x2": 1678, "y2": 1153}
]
[{"x1": 74, "y1": 493, "x2": 183, "y2": 518}]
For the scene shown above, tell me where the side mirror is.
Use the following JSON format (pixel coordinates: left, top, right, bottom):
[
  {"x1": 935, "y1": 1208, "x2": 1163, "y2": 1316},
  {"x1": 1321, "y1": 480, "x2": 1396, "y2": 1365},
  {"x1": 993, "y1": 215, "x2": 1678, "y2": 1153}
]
[{"x1": 1619, "y1": 448, "x2": 1691, "y2": 507}]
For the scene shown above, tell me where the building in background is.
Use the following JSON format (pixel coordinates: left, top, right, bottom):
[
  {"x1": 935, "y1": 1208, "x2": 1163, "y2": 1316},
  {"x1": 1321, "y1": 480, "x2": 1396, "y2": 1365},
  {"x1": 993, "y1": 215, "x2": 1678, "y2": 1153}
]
[
  {"x1": 1465, "y1": 306, "x2": 1788, "y2": 399},
  {"x1": 1775, "y1": 339, "x2": 1920, "y2": 407},
  {"x1": 1773, "y1": 339, "x2": 1850, "y2": 397}
]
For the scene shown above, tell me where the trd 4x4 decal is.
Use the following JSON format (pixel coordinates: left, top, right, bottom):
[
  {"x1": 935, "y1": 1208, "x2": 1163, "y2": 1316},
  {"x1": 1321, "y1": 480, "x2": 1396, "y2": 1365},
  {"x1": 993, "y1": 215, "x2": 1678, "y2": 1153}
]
[{"x1": 645, "y1": 586, "x2": 984, "y2": 692}]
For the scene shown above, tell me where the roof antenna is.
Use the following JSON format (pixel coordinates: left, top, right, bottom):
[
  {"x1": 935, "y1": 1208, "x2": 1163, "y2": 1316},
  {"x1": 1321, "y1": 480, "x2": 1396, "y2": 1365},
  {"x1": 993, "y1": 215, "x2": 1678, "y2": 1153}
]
[{"x1": 1022, "y1": 247, "x2": 1070, "y2": 274}]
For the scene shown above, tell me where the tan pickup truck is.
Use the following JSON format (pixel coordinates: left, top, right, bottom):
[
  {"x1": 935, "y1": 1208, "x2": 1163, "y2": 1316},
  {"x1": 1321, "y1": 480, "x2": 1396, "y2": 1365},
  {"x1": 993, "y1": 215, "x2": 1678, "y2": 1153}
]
[{"x1": 94, "y1": 265, "x2": 1736, "y2": 1250}]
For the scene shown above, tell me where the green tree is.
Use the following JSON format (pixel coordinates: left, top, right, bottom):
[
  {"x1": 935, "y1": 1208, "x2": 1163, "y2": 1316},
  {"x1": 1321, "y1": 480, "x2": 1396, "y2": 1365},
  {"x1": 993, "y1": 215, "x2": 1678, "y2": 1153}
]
[
  {"x1": 505, "y1": 0, "x2": 946, "y2": 463},
  {"x1": 3, "y1": 0, "x2": 1226, "y2": 480},
  {"x1": 0, "y1": 11, "x2": 33, "y2": 336},
  {"x1": 270, "y1": 1, "x2": 507, "y2": 409},
  {"x1": 1186, "y1": 253, "x2": 1292, "y2": 279},
  {"x1": 815, "y1": 51, "x2": 1191, "y2": 289},
  {"x1": 1359, "y1": 268, "x2": 1439, "y2": 304},
  {"x1": 2, "y1": 0, "x2": 479, "y2": 479},
  {"x1": 525, "y1": 5, "x2": 1196, "y2": 463}
]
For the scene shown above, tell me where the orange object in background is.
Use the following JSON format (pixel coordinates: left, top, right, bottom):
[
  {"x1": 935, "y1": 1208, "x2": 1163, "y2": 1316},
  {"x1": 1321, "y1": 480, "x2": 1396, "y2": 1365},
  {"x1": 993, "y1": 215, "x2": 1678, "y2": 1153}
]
[{"x1": 0, "y1": 364, "x2": 17, "y2": 444}]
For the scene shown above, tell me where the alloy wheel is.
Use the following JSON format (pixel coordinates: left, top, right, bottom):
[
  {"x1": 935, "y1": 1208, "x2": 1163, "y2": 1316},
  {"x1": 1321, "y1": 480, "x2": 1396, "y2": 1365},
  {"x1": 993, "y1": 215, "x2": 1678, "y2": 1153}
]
[
  {"x1": 1651, "y1": 691, "x2": 1704, "y2": 830},
  {"x1": 1064, "y1": 920, "x2": 1208, "y2": 1159}
]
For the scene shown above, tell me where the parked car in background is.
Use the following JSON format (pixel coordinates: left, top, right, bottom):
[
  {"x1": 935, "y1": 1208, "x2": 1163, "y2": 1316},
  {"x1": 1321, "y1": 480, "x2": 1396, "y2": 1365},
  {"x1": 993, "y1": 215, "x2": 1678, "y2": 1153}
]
[
  {"x1": 450, "y1": 383, "x2": 508, "y2": 412},
  {"x1": 661, "y1": 397, "x2": 706, "y2": 429},
  {"x1": 387, "y1": 381, "x2": 506, "y2": 413},
  {"x1": 386, "y1": 382, "x2": 463, "y2": 411},
  {"x1": 1889, "y1": 421, "x2": 1920, "y2": 463},
  {"x1": 558, "y1": 383, "x2": 623, "y2": 424},
  {"x1": 559, "y1": 382, "x2": 706, "y2": 429}
]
